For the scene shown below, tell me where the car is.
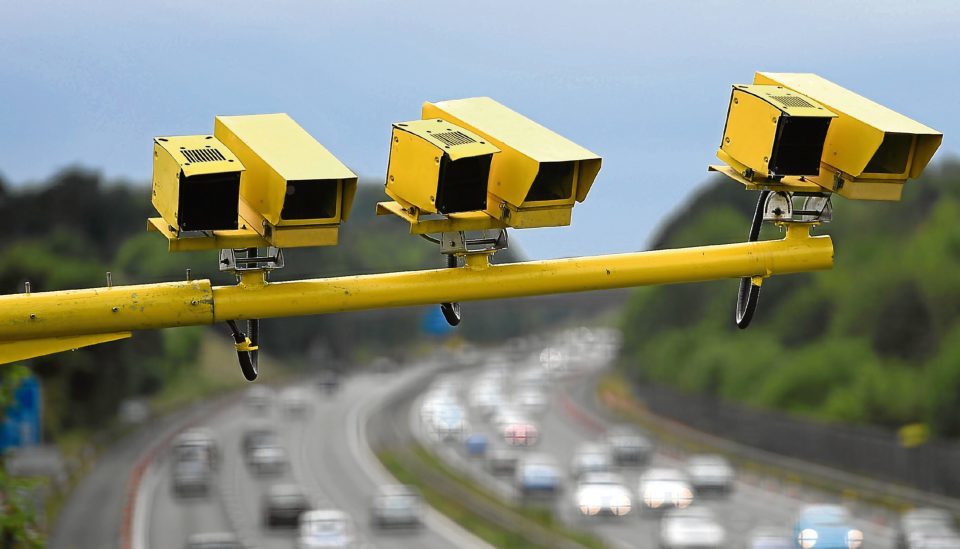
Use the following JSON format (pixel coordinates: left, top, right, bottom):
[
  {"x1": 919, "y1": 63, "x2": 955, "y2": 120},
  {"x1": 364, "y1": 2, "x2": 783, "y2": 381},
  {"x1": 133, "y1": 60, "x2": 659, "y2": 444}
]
[
  {"x1": 429, "y1": 404, "x2": 468, "y2": 442},
  {"x1": 298, "y1": 509, "x2": 357, "y2": 548},
  {"x1": 487, "y1": 448, "x2": 520, "y2": 476},
  {"x1": 171, "y1": 454, "x2": 213, "y2": 497},
  {"x1": 570, "y1": 442, "x2": 613, "y2": 480},
  {"x1": 573, "y1": 472, "x2": 632, "y2": 518},
  {"x1": 281, "y1": 387, "x2": 312, "y2": 417},
  {"x1": 184, "y1": 532, "x2": 242, "y2": 549},
  {"x1": 248, "y1": 445, "x2": 288, "y2": 476},
  {"x1": 419, "y1": 391, "x2": 460, "y2": 427},
  {"x1": 241, "y1": 423, "x2": 278, "y2": 459},
  {"x1": 898, "y1": 508, "x2": 958, "y2": 549},
  {"x1": 465, "y1": 433, "x2": 489, "y2": 457},
  {"x1": 686, "y1": 454, "x2": 734, "y2": 495},
  {"x1": 793, "y1": 505, "x2": 863, "y2": 549},
  {"x1": 370, "y1": 484, "x2": 423, "y2": 529},
  {"x1": 502, "y1": 421, "x2": 539, "y2": 447},
  {"x1": 173, "y1": 428, "x2": 219, "y2": 470},
  {"x1": 317, "y1": 370, "x2": 340, "y2": 394},
  {"x1": 637, "y1": 468, "x2": 694, "y2": 514},
  {"x1": 245, "y1": 385, "x2": 273, "y2": 414},
  {"x1": 515, "y1": 454, "x2": 562, "y2": 498},
  {"x1": 659, "y1": 506, "x2": 727, "y2": 548},
  {"x1": 748, "y1": 527, "x2": 793, "y2": 549},
  {"x1": 605, "y1": 426, "x2": 654, "y2": 466},
  {"x1": 263, "y1": 484, "x2": 311, "y2": 528}
]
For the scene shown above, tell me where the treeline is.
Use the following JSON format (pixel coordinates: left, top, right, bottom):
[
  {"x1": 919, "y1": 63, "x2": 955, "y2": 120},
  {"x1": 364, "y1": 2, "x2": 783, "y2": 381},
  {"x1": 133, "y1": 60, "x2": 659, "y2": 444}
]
[
  {"x1": 0, "y1": 168, "x2": 591, "y2": 436},
  {"x1": 619, "y1": 158, "x2": 960, "y2": 437}
]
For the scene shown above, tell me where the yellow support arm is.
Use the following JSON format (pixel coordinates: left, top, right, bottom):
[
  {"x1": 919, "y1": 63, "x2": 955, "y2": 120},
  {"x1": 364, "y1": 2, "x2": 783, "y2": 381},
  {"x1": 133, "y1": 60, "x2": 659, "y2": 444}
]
[{"x1": 0, "y1": 224, "x2": 831, "y2": 362}]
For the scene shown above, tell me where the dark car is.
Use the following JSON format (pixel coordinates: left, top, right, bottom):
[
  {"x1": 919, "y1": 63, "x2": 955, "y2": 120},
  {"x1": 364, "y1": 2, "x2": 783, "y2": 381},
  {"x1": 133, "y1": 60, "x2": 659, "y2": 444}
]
[
  {"x1": 317, "y1": 370, "x2": 341, "y2": 393},
  {"x1": 171, "y1": 452, "x2": 213, "y2": 497},
  {"x1": 605, "y1": 426, "x2": 654, "y2": 466},
  {"x1": 241, "y1": 424, "x2": 278, "y2": 459},
  {"x1": 263, "y1": 484, "x2": 311, "y2": 528}
]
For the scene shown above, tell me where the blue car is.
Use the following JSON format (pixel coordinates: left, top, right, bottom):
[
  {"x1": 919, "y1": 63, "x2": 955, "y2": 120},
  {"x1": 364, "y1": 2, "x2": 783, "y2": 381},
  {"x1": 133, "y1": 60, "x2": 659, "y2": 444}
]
[
  {"x1": 515, "y1": 454, "x2": 561, "y2": 498},
  {"x1": 793, "y1": 505, "x2": 864, "y2": 549}
]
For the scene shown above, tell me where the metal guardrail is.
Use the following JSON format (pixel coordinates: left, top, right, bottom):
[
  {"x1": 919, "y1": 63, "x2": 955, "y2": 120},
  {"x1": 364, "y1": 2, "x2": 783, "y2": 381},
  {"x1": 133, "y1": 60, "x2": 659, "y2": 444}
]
[{"x1": 596, "y1": 373, "x2": 960, "y2": 514}]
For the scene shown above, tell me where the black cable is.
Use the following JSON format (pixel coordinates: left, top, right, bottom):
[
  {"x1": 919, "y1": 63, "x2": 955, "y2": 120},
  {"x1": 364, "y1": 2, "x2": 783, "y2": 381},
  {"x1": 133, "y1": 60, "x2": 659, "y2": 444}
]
[
  {"x1": 735, "y1": 190, "x2": 769, "y2": 329},
  {"x1": 440, "y1": 254, "x2": 462, "y2": 327},
  {"x1": 226, "y1": 319, "x2": 259, "y2": 381}
]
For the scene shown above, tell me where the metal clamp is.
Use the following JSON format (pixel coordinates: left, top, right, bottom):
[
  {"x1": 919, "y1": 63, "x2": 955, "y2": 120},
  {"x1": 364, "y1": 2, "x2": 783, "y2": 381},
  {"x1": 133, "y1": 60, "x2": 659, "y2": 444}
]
[{"x1": 219, "y1": 247, "x2": 285, "y2": 273}]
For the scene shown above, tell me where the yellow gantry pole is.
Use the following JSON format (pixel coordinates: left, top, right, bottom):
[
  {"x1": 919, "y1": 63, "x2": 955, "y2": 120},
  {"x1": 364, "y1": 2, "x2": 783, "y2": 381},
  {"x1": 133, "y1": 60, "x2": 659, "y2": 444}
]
[{"x1": 0, "y1": 225, "x2": 831, "y2": 356}]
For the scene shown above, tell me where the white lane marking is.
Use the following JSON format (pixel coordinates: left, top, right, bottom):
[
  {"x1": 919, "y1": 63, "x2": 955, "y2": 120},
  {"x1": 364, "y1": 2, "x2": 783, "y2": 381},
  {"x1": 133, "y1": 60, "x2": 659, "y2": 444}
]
[
  {"x1": 347, "y1": 365, "x2": 492, "y2": 549},
  {"x1": 132, "y1": 459, "x2": 161, "y2": 549}
]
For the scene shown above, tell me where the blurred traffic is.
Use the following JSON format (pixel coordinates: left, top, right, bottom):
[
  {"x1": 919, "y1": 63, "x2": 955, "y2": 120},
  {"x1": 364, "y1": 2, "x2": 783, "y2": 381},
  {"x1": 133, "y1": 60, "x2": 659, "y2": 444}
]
[{"x1": 50, "y1": 326, "x2": 960, "y2": 548}]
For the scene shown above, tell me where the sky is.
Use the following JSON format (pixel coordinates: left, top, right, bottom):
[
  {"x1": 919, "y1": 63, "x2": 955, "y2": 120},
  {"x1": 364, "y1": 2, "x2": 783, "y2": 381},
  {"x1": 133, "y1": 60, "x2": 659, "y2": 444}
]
[{"x1": 1, "y1": 0, "x2": 958, "y2": 259}]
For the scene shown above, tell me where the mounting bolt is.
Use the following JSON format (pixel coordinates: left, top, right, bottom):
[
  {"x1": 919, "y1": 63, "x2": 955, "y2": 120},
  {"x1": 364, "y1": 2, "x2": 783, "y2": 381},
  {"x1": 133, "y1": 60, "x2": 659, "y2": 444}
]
[
  {"x1": 29, "y1": 313, "x2": 36, "y2": 320},
  {"x1": 112, "y1": 307, "x2": 119, "y2": 313}
]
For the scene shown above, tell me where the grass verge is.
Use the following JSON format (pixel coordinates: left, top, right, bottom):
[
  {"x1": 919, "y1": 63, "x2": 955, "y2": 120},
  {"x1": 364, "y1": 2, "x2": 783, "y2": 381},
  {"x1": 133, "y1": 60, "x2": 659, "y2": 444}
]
[{"x1": 378, "y1": 444, "x2": 604, "y2": 549}]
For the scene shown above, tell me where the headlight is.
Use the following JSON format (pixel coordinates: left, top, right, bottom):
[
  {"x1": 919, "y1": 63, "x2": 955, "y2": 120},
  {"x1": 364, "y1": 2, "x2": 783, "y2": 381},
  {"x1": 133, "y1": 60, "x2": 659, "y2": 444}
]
[
  {"x1": 577, "y1": 496, "x2": 600, "y2": 516},
  {"x1": 611, "y1": 496, "x2": 631, "y2": 516},
  {"x1": 798, "y1": 528, "x2": 818, "y2": 549},
  {"x1": 676, "y1": 487, "x2": 694, "y2": 509},
  {"x1": 846, "y1": 529, "x2": 863, "y2": 549},
  {"x1": 643, "y1": 490, "x2": 663, "y2": 508}
]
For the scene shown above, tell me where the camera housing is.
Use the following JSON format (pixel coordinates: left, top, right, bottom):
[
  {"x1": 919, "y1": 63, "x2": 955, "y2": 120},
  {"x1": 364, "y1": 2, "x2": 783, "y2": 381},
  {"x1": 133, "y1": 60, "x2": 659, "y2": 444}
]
[
  {"x1": 754, "y1": 72, "x2": 942, "y2": 201},
  {"x1": 152, "y1": 135, "x2": 244, "y2": 234},
  {"x1": 717, "y1": 85, "x2": 836, "y2": 179},
  {"x1": 422, "y1": 97, "x2": 602, "y2": 228},
  {"x1": 214, "y1": 113, "x2": 358, "y2": 248},
  {"x1": 384, "y1": 118, "x2": 500, "y2": 219}
]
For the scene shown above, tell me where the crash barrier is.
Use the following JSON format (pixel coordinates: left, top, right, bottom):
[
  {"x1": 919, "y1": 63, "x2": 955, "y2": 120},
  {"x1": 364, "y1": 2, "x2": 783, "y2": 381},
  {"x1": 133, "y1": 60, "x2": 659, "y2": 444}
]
[{"x1": 629, "y1": 380, "x2": 960, "y2": 503}]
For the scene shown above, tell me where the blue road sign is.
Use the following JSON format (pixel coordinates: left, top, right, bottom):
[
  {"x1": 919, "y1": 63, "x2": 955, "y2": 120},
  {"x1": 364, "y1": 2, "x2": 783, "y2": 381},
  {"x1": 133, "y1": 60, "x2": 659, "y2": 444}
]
[
  {"x1": 1, "y1": 375, "x2": 41, "y2": 453},
  {"x1": 422, "y1": 306, "x2": 455, "y2": 337}
]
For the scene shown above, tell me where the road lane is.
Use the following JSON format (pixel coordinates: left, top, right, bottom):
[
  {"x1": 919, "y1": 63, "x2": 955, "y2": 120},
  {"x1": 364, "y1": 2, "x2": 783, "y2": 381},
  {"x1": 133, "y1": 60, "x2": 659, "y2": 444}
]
[
  {"x1": 140, "y1": 363, "x2": 483, "y2": 549},
  {"x1": 409, "y1": 343, "x2": 900, "y2": 549}
]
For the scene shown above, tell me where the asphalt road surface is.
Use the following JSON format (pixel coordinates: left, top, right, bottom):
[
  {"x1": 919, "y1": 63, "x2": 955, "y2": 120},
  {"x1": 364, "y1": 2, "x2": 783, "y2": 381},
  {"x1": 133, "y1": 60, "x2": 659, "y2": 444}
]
[
  {"x1": 138, "y1": 363, "x2": 482, "y2": 549},
  {"x1": 411, "y1": 352, "x2": 899, "y2": 549}
]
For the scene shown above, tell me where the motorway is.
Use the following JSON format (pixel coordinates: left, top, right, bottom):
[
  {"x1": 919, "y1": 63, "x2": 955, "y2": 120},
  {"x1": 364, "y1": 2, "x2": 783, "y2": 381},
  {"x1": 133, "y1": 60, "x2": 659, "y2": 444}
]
[
  {"x1": 408, "y1": 335, "x2": 899, "y2": 549},
  {"x1": 53, "y1": 336, "x2": 903, "y2": 549},
  {"x1": 137, "y1": 361, "x2": 483, "y2": 549}
]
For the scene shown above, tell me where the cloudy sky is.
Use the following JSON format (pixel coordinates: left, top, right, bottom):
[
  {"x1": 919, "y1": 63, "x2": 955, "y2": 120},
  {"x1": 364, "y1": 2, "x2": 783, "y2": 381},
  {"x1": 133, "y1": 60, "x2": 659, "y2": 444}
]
[{"x1": 1, "y1": 0, "x2": 957, "y2": 259}]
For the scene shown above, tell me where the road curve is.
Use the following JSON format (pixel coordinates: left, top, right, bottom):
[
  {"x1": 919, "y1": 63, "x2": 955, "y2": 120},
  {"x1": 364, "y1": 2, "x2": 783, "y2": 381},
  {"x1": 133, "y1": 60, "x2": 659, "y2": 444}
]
[{"x1": 135, "y1": 362, "x2": 485, "y2": 548}]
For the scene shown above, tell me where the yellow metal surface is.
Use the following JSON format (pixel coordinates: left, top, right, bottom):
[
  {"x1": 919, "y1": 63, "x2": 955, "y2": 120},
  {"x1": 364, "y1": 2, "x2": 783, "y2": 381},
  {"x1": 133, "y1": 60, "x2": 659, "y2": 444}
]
[
  {"x1": 708, "y1": 164, "x2": 826, "y2": 194},
  {"x1": 237, "y1": 199, "x2": 340, "y2": 248},
  {"x1": 0, "y1": 226, "x2": 832, "y2": 360},
  {"x1": 719, "y1": 85, "x2": 836, "y2": 178},
  {"x1": 152, "y1": 135, "x2": 244, "y2": 233},
  {"x1": 214, "y1": 113, "x2": 358, "y2": 230},
  {"x1": 755, "y1": 73, "x2": 942, "y2": 197},
  {"x1": 497, "y1": 199, "x2": 573, "y2": 229},
  {"x1": 146, "y1": 217, "x2": 269, "y2": 252},
  {"x1": 0, "y1": 281, "x2": 213, "y2": 342},
  {"x1": 385, "y1": 120, "x2": 499, "y2": 215},
  {"x1": 422, "y1": 97, "x2": 602, "y2": 218},
  {"x1": 211, "y1": 223, "x2": 831, "y2": 322},
  {"x1": 375, "y1": 201, "x2": 504, "y2": 235},
  {"x1": 0, "y1": 332, "x2": 131, "y2": 364}
]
